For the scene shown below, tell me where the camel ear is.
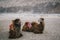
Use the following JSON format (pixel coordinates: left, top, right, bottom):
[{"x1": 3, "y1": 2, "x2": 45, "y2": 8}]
[
  {"x1": 41, "y1": 18, "x2": 44, "y2": 20},
  {"x1": 42, "y1": 18, "x2": 44, "y2": 20}
]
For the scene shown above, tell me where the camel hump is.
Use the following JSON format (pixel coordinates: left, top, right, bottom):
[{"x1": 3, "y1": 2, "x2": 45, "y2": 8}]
[{"x1": 31, "y1": 22, "x2": 38, "y2": 26}]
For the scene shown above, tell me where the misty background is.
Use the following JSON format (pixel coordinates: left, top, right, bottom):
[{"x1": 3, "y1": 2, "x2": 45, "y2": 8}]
[{"x1": 0, "y1": 0, "x2": 60, "y2": 13}]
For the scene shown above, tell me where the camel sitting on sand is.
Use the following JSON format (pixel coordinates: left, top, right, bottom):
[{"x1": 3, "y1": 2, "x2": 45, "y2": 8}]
[
  {"x1": 22, "y1": 18, "x2": 45, "y2": 34},
  {"x1": 31, "y1": 18, "x2": 45, "y2": 34}
]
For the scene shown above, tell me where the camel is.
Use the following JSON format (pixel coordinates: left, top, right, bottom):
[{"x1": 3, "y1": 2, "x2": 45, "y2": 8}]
[
  {"x1": 9, "y1": 19, "x2": 23, "y2": 39},
  {"x1": 22, "y1": 18, "x2": 45, "y2": 34},
  {"x1": 31, "y1": 18, "x2": 45, "y2": 34}
]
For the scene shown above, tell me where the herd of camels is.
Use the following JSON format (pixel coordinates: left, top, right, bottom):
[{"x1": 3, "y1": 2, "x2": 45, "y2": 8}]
[{"x1": 9, "y1": 18, "x2": 45, "y2": 39}]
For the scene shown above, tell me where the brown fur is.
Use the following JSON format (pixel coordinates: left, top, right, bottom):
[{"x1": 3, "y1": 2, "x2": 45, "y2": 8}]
[
  {"x1": 31, "y1": 18, "x2": 45, "y2": 34},
  {"x1": 9, "y1": 19, "x2": 23, "y2": 39},
  {"x1": 22, "y1": 25, "x2": 29, "y2": 31},
  {"x1": 22, "y1": 18, "x2": 45, "y2": 33}
]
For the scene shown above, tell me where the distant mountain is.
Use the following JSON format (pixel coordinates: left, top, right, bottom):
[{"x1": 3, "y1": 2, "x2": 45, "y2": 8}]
[
  {"x1": 33, "y1": 2, "x2": 60, "y2": 13},
  {"x1": 0, "y1": 2, "x2": 60, "y2": 13},
  {"x1": 0, "y1": 7, "x2": 20, "y2": 13}
]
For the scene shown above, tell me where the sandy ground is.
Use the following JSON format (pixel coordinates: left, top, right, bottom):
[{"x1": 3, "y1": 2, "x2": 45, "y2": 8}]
[{"x1": 0, "y1": 14, "x2": 60, "y2": 40}]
